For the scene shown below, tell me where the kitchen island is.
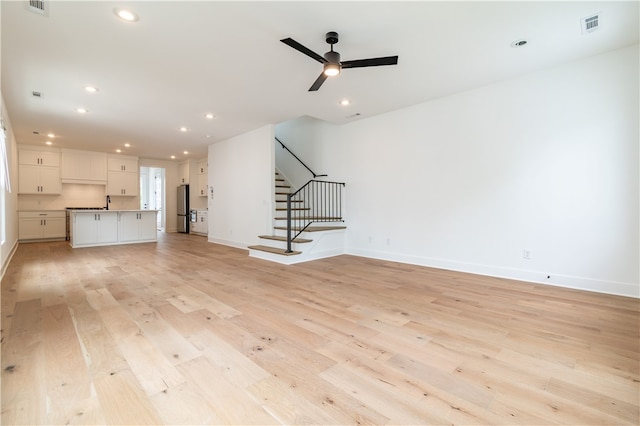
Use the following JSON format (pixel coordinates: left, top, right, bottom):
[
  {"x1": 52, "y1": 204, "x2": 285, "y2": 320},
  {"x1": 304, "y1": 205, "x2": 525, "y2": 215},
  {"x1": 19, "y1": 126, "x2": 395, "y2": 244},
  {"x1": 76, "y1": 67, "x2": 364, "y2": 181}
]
[{"x1": 69, "y1": 209, "x2": 158, "y2": 248}]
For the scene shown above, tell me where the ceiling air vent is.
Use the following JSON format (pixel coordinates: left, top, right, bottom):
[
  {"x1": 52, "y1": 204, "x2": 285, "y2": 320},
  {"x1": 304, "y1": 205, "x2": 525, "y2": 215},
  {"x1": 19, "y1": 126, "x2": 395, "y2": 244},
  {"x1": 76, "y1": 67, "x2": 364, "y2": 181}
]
[
  {"x1": 26, "y1": 0, "x2": 49, "y2": 17},
  {"x1": 582, "y1": 13, "x2": 600, "y2": 34}
]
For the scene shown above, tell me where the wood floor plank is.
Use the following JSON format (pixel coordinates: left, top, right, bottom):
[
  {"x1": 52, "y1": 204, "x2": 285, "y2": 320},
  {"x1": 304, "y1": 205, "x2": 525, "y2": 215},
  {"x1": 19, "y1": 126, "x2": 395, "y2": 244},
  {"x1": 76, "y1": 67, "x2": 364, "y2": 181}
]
[
  {"x1": 92, "y1": 368, "x2": 163, "y2": 425},
  {"x1": 1, "y1": 331, "x2": 45, "y2": 425},
  {"x1": 119, "y1": 298, "x2": 201, "y2": 366},
  {"x1": 93, "y1": 298, "x2": 185, "y2": 395},
  {"x1": 41, "y1": 304, "x2": 96, "y2": 424},
  {"x1": 246, "y1": 376, "x2": 341, "y2": 425},
  {"x1": 150, "y1": 381, "x2": 224, "y2": 425},
  {"x1": 1, "y1": 234, "x2": 638, "y2": 425},
  {"x1": 176, "y1": 356, "x2": 278, "y2": 425}
]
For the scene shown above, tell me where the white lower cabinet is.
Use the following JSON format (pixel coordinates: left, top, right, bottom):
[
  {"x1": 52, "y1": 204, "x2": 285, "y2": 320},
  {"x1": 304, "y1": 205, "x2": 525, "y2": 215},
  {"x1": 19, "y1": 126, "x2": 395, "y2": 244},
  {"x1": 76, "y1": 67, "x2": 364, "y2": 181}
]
[
  {"x1": 18, "y1": 211, "x2": 66, "y2": 241},
  {"x1": 119, "y1": 211, "x2": 157, "y2": 242},
  {"x1": 191, "y1": 210, "x2": 208, "y2": 235},
  {"x1": 71, "y1": 210, "x2": 157, "y2": 248},
  {"x1": 72, "y1": 212, "x2": 119, "y2": 247}
]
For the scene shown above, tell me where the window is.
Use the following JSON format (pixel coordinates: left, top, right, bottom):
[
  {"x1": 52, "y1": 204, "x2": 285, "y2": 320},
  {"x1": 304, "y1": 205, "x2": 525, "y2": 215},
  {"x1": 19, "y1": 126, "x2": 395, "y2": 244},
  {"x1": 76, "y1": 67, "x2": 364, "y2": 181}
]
[{"x1": 0, "y1": 124, "x2": 11, "y2": 244}]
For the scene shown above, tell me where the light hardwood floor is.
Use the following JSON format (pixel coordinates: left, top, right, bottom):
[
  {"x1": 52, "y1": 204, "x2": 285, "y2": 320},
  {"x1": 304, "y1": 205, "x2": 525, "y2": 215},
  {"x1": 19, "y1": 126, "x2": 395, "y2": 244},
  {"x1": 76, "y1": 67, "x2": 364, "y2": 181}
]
[{"x1": 1, "y1": 232, "x2": 638, "y2": 425}]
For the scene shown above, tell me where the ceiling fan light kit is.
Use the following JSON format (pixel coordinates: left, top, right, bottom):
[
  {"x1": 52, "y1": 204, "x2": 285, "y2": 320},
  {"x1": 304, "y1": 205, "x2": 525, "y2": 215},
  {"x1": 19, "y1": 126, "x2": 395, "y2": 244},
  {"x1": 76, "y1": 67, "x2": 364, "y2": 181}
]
[
  {"x1": 281, "y1": 31, "x2": 398, "y2": 91},
  {"x1": 323, "y1": 62, "x2": 341, "y2": 77}
]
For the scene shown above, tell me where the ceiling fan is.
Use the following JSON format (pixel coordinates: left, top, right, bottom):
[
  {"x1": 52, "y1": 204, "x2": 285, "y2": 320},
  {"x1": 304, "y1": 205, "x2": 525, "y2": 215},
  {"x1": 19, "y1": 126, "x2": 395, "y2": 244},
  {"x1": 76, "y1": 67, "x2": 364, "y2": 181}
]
[{"x1": 280, "y1": 31, "x2": 399, "y2": 91}]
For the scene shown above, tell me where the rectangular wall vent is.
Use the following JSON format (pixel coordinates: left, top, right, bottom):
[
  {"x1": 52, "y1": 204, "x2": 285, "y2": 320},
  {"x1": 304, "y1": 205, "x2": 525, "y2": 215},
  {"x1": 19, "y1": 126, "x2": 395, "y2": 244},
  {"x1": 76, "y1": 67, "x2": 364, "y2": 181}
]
[
  {"x1": 26, "y1": 0, "x2": 48, "y2": 17},
  {"x1": 582, "y1": 14, "x2": 600, "y2": 34}
]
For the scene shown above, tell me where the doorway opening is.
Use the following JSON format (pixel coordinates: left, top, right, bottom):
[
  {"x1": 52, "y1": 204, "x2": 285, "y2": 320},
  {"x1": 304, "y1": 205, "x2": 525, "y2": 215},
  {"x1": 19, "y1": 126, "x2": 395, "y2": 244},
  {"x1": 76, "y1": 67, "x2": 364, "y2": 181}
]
[{"x1": 140, "y1": 167, "x2": 165, "y2": 231}]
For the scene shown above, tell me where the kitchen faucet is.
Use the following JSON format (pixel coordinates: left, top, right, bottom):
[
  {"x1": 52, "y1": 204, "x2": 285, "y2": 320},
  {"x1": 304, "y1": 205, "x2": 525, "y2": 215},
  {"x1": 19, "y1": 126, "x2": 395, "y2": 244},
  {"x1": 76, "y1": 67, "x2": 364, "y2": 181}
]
[{"x1": 105, "y1": 195, "x2": 111, "y2": 210}]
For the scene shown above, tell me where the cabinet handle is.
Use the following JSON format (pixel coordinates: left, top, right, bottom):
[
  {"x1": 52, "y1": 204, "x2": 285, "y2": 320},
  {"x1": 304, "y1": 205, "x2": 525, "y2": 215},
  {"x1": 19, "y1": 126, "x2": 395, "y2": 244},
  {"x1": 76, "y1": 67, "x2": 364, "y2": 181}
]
[{"x1": 44, "y1": 219, "x2": 47, "y2": 225}]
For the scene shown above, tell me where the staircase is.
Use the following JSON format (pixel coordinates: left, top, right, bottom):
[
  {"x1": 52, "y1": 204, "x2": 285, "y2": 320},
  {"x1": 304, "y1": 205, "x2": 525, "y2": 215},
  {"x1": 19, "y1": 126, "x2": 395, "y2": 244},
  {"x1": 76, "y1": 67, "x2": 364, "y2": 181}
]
[{"x1": 248, "y1": 171, "x2": 346, "y2": 264}]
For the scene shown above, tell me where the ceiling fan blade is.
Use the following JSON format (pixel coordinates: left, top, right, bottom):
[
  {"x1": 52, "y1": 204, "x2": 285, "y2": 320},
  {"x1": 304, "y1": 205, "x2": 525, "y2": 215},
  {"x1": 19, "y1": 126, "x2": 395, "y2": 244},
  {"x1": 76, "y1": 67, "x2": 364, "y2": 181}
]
[
  {"x1": 280, "y1": 38, "x2": 326, "y2": 64},
  {"x1": 308, "y1": 73, "x2": 328, "y2": 91},
  {"x1": 341, "y1": 56, "x2": 398, "y2": 69}
]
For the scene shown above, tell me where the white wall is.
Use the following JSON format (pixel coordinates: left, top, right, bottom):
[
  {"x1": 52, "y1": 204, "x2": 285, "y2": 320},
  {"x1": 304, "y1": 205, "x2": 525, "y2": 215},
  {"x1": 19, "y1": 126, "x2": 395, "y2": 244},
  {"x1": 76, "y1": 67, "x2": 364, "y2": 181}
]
[
  {"x1": 275, "y1": 116, "x2": 330, "y2": 189},
  {"x1": 279, "y1": 45, "x2": 639, "y2": 297},
  {"x1": 209, "y1": 125, "x2": 274, "y2": 248}
]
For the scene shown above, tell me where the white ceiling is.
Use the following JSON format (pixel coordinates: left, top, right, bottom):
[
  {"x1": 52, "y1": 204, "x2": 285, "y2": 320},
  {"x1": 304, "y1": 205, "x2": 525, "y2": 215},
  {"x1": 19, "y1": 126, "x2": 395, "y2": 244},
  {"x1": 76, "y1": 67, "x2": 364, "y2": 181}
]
[{"x1": 2, "y1": 1, "x2": 638, "y2": 161}]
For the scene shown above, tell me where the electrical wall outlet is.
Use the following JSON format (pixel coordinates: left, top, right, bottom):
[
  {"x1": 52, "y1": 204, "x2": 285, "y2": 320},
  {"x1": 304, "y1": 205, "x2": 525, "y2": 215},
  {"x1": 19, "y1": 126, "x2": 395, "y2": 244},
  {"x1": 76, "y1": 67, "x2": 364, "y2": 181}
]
[{"x1": 523, "y1": 249, "x2": 531, "y2": 259}]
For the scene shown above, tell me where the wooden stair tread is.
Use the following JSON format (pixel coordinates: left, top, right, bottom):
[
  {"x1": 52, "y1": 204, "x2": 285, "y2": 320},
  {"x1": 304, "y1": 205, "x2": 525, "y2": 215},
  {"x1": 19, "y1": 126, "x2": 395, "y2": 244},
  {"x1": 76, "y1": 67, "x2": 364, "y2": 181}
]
[
  {"x1": 274, "y1": 226, "x2": 347, "y2": 232},
  {"x1": 258, "y1": 235, "x2": 313, "y2": 243},
  {"x1": 248, "y1": 245, "x2": 301, "y2": 256},
  {"x1": 276, "y1": 207, "x2": 310, "y2": 211},
  {"x1": 275, "y1": 185, "x2": 291, "y2": 188}
]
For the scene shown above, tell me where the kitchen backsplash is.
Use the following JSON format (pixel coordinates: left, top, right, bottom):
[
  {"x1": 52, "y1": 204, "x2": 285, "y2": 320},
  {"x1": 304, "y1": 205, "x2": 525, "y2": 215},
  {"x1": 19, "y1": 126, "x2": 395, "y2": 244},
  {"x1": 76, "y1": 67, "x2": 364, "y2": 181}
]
[{"x1": 18, "y1": 184, "x2": 140, "y2": 210}]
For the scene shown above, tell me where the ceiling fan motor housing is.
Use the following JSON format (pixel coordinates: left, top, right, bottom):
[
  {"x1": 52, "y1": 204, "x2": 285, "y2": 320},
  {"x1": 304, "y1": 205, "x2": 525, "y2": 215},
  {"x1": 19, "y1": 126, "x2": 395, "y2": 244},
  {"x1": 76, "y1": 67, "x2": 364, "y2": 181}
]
[
  {"x1": 324, "y1": 50, "x2": 341, "y2": 63},
  {"x1": 325, "y1": 31, "x2": 339, "y2": 45}
]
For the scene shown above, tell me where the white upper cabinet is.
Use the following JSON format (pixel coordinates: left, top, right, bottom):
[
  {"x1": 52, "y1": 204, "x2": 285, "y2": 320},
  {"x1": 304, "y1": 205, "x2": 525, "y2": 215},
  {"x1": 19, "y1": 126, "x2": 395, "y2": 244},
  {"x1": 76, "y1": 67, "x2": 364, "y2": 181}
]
[
  {"x1": 108, "y1": 156, "x2": 138, "y2": 172},
  {"x1": 178, "y1": 161, "x2": 189, "y2": 184},
  {"x1": 19, "y1": 149, "x2": 60, "y2": 167},
  {"x1": 107, "y1": 155, "x2": 139, "y2": 196},
  {"x1": 197, "y1": 158, "x2": 208, "y2": 196},
  {"x1": 198, "y1": 159, "x2": 208, "y2": 174},
  {"x1": 18, "y1": 146, "x2": 61, "y2": 194},
  {"x1": 61, "y1": 149, "x2": 107, "y2": 184}
]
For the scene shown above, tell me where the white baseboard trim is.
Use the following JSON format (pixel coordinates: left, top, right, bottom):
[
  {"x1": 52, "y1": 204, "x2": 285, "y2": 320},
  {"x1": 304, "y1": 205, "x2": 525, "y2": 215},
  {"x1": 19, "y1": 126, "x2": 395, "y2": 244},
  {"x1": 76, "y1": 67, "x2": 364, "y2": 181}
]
[
  {"x1": 1, "y1": 240, "x2": 19, "y2": 282},
  {"x1": 209, "y1": 238, "x2": 249, "y2": 250},
  {"x1": 346, "y1": 248, "x2": 639, "y2": 299}
]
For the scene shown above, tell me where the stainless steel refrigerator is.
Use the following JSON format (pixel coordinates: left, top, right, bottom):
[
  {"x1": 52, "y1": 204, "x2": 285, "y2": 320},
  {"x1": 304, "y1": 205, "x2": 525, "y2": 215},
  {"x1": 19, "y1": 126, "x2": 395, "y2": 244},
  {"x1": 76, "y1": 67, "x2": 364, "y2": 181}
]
[{"x1": 177, "y1": 184, "x2": 190, "y2": 233}]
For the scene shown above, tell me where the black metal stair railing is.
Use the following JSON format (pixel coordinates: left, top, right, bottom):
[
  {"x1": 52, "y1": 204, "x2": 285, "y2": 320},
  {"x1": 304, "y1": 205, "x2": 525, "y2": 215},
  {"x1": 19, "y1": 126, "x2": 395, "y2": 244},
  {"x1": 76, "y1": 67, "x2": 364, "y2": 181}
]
[
  {"x1": 275, "y1": 137, "x2": 327, "y2": 179},
  {"x1": 285, "y1": 180, "x2": 345, "y2": 253}
]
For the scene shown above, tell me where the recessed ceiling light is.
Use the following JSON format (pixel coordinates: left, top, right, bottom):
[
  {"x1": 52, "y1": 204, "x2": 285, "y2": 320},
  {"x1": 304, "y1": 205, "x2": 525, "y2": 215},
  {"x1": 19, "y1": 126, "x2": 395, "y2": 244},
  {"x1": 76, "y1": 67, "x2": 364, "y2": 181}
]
[
  {"x1": 76, "y1": 108, "x2": 88, "y2": 114},
  {"x1": 183, "y1": 151, "x2": 189, "y2": 155},
  {"x1": 116, "y1": 149, "x2": 122, "y2": 153},
  {"x1": 204, "y1": 113, "x2": 215, "y2": 119},
  {"x1": 179, "y1": 127, "x2": 188, "y2": 132},
  {"x1": 114, "y1": 8, "x2": 139, "y2": 22},
  {"x1": 46, "y1": 133, "x2": 55, "y2": 138},
  {"x1": 45, "y1": 141, "x2": 52, "y2": 146},
  {"x1": 171, "y1": 155, "x2": 176, "y2": 159},
  {"x1": 124, "y1": 143, "x2": 130, "y2": 147},
  {"x1": 85, "y1": 86, "x2": 99, "y2": 93},
  {"x1": 339, "y1": 99, "x2": 351, "y2": 106},
  {"x1": 510, "y1": 39, "x2": 528, "y2": 48}
]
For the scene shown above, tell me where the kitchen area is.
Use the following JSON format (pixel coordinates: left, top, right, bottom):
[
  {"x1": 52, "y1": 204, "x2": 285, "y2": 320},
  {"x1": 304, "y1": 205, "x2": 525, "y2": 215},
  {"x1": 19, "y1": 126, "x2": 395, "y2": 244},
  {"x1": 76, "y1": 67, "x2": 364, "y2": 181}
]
[
  {"x1": 17, "y1": 144, "x2": 209, "y2": 247},
  {"x1": 177, "y1": 157, "x2": 209, "y2": 236}
]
